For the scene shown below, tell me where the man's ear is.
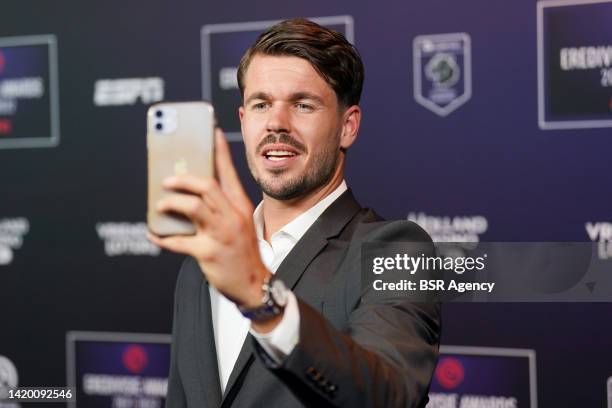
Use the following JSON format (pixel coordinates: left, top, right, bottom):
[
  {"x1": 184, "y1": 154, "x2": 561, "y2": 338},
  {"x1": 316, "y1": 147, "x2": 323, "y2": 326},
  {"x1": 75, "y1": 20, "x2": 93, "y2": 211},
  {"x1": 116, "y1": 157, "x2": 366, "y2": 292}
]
[
  {"x1": 340, "y1": 105, "x2": 361, "y2": 150},
  {"x1": 238, "y1": 105, "x2": 245, "y2": 140}
]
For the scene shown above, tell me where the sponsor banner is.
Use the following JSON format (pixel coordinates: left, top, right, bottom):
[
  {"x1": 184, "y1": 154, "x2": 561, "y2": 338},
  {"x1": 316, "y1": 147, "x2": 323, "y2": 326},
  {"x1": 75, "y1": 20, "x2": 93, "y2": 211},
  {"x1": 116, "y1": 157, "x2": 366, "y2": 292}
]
[
  {"x1": 93, "y1": 77, "x2": 164, "y2": 107},
  {"x1": 66, "y1": 332, "x2": 171, "y2": 408},
  {"x1": 0, "y1": 35, "x2": 59, "y2": 148},
  {"x1": 413, "y1": 33, "x2": 472, "y2": 117},
  {"x1": 95, "y1": 222, "x2": 160, "y2": 257},
  {"x1": 0, "y1": 218, "x2": 30, "y2": 266},
  {"x1": 538, "y1": 0, "x2": 612, "y2": 129},
  {"x1": 427, "y1": 346, "x2": 537, "y2": 408},
  {"x1": 201, "y1": 16, "x2": 354, "y2": 141},
  {"x1": 586, "y1": 221, "x2": 612, "y2": 260},
  {"x1": 408, "y1": 212, "x2": 488, "y2": 243}
]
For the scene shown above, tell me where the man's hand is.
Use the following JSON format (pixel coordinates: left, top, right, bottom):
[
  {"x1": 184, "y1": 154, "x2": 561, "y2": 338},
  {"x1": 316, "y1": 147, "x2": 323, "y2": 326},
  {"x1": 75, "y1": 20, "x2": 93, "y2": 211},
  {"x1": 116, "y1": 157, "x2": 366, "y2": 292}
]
[{"x1": 147, "y1": 129, "x2": 270, "y2": 308}]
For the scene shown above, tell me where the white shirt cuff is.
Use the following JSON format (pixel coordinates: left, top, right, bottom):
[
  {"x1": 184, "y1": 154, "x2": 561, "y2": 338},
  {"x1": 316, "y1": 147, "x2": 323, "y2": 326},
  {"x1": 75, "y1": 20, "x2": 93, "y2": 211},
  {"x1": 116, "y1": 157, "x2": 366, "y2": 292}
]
[{"x1": 249, "y1": 291, "x2": 300, "y2": 364}]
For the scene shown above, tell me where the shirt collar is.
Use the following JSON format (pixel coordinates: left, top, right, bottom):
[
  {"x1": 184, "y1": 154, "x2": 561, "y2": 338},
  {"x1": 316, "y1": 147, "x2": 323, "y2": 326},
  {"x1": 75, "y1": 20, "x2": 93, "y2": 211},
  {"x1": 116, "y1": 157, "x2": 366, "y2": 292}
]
[{"x1": 253, "y1": 180, "x2": 348, "y2": 243}]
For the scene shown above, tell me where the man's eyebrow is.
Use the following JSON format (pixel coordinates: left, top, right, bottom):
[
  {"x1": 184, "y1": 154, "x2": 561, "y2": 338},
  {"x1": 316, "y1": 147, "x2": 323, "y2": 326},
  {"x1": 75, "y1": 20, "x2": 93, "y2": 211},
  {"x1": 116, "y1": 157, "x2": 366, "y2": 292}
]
[
  {"x1": 289, "y1": 92, "x2": 325, "y2": 104},
  {"x1": 244, "y1": 92, "x2": 271, "y2": 105},
  {"x1": 244, "y1": 91, "x2": 325, "y2": 105}
]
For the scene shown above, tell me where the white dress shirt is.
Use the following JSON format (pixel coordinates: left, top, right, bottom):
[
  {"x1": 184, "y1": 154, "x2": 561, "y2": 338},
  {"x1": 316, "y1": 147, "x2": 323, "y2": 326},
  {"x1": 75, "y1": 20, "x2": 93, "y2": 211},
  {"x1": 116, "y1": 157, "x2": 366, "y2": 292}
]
[{"x1": 209, "y1": 180, "x2": 348, "y2": 393}]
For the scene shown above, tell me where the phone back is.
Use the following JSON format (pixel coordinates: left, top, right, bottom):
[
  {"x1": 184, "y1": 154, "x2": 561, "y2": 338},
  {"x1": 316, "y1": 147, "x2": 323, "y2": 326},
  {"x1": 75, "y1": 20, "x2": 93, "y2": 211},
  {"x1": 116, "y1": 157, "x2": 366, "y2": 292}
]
[{"x1": 147, "y1": 101, "x2": 214, "y2": 236}]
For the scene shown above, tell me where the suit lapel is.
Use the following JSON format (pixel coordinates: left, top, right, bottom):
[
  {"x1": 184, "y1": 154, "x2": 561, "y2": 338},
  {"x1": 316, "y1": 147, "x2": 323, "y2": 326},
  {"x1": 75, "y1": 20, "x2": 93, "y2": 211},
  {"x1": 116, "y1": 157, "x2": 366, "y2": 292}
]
[
  {"x1": 196, "y1": 279, "x2": 223, "y2": 407},
  {"x1": 275, "y1": 189, "x2": 362, "y2": 288},
  {"x1": 220, "y1": 189, "x2": 362, "y2": 405}
]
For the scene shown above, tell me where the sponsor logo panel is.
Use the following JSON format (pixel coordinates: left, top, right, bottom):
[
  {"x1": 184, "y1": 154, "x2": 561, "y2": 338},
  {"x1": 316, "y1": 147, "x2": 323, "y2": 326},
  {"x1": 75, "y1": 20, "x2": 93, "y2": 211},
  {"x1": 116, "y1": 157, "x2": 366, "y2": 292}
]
[
  {"x1": 538, "y1": 0, "x2": 612, "y2": 129},
  {"x1": 427, "y1": 346, "x2": 537, "y2": 408},
  {"x1": 0, "y1": 35, "x2": 59, "y2": 149},
  {"x1": 66, "y1": 332, "x2": 171, "y2": 408}
]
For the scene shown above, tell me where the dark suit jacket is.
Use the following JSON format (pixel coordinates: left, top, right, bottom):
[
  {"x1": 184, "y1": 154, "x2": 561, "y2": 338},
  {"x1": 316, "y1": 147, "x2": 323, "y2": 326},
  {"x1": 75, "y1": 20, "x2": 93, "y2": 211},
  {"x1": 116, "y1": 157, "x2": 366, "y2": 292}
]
[{"x1": 166, "y1": 189, "x2": 441, "y2": 408}]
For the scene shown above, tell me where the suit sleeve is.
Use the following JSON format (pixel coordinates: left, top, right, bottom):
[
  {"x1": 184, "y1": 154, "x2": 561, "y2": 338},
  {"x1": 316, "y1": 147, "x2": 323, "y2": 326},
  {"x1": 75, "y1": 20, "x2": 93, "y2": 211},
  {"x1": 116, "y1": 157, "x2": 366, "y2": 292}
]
[
  {"x1": 165, "y1": 261, "x2": 188, "y2": 408},
  {"x1": 252, "y1": 220, "x2": 441, "y2": 408}
]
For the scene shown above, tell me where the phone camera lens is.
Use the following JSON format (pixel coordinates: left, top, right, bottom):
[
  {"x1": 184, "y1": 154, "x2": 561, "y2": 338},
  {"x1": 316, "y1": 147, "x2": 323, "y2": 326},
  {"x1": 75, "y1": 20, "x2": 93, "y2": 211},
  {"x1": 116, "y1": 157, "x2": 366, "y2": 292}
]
[
  {"x1": 155, "y1": 110, "x2": 163, "y2": 118},
  {"x1": 155, "y1": 123, "x2": 163, "y2": 130}
]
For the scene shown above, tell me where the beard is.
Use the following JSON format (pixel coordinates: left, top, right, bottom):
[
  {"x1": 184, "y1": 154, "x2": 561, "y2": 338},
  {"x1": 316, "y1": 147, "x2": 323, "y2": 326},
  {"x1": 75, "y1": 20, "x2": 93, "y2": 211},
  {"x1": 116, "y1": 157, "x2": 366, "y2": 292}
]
[{"x1": 247, "y1": 132, "x2": 340, "y2": 201}]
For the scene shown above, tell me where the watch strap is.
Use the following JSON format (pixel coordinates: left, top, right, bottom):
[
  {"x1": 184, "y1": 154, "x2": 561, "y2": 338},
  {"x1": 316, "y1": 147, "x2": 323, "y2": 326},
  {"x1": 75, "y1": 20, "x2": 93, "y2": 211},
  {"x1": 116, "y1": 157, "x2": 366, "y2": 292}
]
[{"x1": 239, "y1": 276, "x2": 287, "y2": 321}]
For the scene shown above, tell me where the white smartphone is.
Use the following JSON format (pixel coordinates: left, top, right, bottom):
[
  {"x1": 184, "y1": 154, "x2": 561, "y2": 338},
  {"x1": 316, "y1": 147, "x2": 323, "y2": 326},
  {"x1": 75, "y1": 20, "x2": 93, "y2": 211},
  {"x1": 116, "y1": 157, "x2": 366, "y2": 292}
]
[{"x1": 147, "y1": 101, "x2": 214, "y2": 236}]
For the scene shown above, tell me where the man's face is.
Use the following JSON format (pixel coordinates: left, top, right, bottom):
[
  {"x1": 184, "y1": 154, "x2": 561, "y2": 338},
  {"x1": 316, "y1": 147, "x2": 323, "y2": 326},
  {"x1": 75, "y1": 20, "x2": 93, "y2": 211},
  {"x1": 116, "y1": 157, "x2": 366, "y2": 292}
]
[{"x1": 239, "y1": 54, "x2": 345, "y2": 200}]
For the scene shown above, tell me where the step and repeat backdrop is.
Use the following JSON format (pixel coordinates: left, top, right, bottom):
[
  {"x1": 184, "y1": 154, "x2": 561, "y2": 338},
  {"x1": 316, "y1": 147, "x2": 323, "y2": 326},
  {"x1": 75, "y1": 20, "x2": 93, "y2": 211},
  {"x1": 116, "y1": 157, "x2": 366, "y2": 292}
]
[{"x1": 1, "y1": 0, "x2": 611, "y2": 407}]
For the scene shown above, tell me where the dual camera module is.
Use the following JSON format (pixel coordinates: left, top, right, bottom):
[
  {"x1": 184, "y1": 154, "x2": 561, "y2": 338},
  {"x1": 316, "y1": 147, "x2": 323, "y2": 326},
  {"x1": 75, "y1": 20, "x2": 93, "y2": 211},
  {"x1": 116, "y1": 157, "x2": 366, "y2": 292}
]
[
  {"x1": 151, "y1": 107, "x2": 177, "y2": 134},
  {"x1": 154, "y1": 110, "x2": 163, "y2": 130}
]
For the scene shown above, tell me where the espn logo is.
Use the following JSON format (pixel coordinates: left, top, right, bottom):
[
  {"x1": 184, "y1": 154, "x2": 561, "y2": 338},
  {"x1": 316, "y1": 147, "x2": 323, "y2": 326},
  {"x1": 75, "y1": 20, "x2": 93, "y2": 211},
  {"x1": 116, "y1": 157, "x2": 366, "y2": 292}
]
[{"x1": 93, "y1": 77, "x2": 164, "y2": 106}]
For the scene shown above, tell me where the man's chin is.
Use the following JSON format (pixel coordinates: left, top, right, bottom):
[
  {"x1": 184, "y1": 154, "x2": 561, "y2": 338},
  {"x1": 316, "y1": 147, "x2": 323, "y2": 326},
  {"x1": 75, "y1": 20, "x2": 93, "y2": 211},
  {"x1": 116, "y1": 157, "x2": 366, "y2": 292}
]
[
  {"x1": 257, "y1": 176, "x2": 307, "y2": 201},
  {"x1": 261, "y1": 184, "x2": 304, "y2": 201}
]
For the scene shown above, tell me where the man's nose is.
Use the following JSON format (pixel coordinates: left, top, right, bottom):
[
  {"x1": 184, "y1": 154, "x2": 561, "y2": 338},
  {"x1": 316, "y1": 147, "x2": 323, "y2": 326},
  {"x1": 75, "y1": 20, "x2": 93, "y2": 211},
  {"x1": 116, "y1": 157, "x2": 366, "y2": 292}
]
[{"x1": 266, "y1": 103, "x2": 291, "y2": 134}]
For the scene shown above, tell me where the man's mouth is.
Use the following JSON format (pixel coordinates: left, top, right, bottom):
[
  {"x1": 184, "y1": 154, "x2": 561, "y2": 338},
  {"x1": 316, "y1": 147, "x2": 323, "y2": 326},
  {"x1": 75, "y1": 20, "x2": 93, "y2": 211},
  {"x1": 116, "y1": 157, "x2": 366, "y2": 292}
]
[
  {"x1": 264, "y1": 150, "x2": 297, "y2": 161},
  {"x1": 260, "y1": 144, "x2": 301, "y2": 165}
]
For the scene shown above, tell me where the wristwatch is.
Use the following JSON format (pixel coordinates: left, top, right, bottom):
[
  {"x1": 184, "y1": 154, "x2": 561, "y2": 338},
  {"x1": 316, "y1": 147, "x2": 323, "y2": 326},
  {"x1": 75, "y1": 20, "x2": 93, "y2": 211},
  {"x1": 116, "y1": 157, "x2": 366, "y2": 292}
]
[{"x1": 239, "y1": 275, "x2": 289, "y2": 322}]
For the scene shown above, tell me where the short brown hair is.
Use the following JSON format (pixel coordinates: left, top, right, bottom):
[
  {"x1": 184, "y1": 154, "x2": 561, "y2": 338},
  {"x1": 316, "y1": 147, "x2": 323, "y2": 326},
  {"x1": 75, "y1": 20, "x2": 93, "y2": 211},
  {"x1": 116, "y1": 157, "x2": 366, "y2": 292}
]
[{"x1": 237, "y1": 18, "x2": 364, "y2": 107}]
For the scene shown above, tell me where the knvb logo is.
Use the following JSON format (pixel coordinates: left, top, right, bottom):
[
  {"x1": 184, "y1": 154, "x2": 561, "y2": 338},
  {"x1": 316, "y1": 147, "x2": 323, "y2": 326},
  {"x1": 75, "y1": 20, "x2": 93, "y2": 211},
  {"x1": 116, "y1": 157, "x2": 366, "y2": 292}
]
[
  {"x1": 426, "y1": 54, "x2": 460, "y2": 89},
  {"x1": 413, "y1": 33, "x2": 472, "y2": 117}
]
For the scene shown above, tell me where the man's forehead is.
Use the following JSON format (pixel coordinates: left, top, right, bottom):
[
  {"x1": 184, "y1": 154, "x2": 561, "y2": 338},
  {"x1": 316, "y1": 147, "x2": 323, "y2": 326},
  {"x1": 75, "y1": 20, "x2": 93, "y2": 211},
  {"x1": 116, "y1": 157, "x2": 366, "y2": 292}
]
[
  {"x1": 247, "y1": 54, "x2": 317, "y2": 75},
  {"x1": 243, "y1": 54, "x2": 333, "y2": 97}
]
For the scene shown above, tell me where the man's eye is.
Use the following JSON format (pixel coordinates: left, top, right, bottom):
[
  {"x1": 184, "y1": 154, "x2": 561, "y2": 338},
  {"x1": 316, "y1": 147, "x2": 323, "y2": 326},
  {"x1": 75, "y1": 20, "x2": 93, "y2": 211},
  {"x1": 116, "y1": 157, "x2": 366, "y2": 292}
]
[
  {"x1": 252, "y1": 102, "x2": 268, "y2": 111},
  {"x1": 296, "y1": 103, "x2": 314, "y2": 112}
]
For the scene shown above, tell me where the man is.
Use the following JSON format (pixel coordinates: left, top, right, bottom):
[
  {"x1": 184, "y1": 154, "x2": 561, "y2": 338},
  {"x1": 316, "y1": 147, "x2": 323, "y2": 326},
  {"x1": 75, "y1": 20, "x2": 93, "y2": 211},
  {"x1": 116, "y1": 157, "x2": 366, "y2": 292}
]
[{"x1": 148, "y1": 18, "x2": 440, "y2": 407}]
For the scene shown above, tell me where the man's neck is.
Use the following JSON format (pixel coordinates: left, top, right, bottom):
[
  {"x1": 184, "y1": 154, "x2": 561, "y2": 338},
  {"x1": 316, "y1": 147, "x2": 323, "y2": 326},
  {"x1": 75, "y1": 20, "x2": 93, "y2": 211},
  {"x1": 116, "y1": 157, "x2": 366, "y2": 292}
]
[{"x1": 261, "y1": 170, "x2": 344, "y2": 242}]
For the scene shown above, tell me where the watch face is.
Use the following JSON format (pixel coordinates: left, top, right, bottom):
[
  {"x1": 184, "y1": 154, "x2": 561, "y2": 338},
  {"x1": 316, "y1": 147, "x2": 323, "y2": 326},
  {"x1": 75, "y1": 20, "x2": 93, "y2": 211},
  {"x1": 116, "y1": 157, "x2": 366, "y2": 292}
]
[{"x1": 270, "y1": 279, "x2": 289, "y2": 307}]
